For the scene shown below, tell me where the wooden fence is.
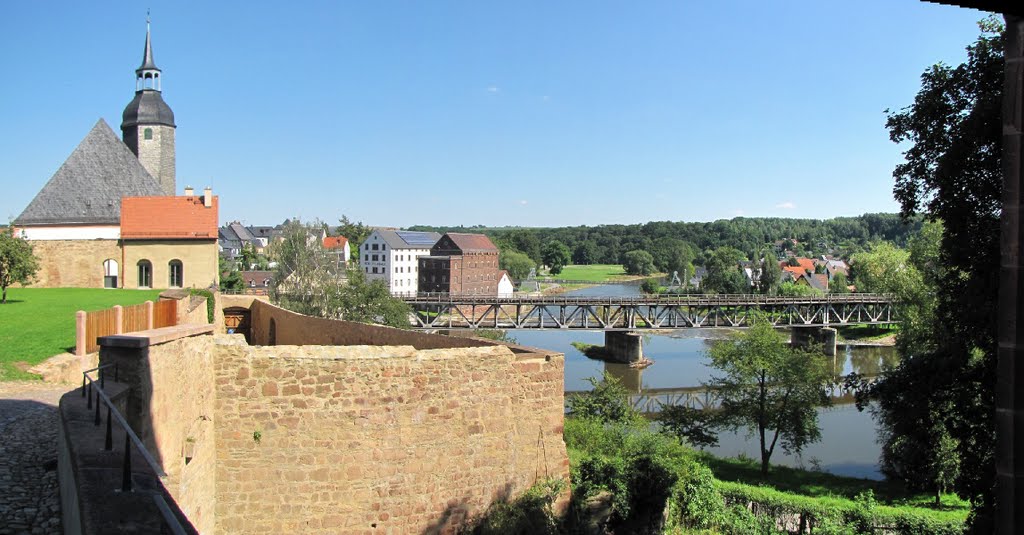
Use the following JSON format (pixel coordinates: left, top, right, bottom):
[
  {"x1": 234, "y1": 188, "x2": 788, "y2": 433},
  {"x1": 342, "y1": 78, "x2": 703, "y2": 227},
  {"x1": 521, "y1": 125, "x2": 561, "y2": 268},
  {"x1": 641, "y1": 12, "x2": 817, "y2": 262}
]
[{"x1": 77, "y1": 300, "x2": 179, "y2": 355}]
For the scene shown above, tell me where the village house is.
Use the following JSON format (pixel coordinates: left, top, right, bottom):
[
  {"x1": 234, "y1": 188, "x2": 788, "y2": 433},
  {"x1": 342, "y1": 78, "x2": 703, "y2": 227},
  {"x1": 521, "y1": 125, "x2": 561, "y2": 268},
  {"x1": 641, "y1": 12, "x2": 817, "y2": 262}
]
[
  {"x1": 497, "y1": 270, "x2": 514, "y2": 297},
  {"x1": 322, "y1": 235, "x2": 350, "y2": 268},
  {"x1": 361, "y1": 229, "x2": 441, "y2": 294}
]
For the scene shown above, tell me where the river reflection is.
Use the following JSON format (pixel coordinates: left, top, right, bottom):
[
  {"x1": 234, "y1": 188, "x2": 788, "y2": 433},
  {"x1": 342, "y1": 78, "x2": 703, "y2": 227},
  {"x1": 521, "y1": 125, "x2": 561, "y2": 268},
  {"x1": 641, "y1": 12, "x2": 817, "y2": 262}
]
[{"x1": 506, "y1": 283, "x2": 897, "y2": 480}]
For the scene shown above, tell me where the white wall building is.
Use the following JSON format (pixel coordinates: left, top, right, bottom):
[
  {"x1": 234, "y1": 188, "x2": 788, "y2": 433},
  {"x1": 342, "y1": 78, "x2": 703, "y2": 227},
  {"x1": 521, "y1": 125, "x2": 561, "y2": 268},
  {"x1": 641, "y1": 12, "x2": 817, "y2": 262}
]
[
  {"x1": 497, "y1": 270, "x2": 514, "y2": 298},
  {"x1": 361, "y1": 230, "x2": 441, "y2": 295}
]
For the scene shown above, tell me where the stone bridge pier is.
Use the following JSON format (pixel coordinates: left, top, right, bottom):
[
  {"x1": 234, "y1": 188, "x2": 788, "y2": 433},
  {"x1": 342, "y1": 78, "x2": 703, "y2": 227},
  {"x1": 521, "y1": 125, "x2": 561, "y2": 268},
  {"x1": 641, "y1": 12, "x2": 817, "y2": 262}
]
[
  {"x1": 604, "y1": 331, "x2": 643, "y2": 364},
  {"x1": 790, "y1": 326, "x2": 837, "y2": 357}
]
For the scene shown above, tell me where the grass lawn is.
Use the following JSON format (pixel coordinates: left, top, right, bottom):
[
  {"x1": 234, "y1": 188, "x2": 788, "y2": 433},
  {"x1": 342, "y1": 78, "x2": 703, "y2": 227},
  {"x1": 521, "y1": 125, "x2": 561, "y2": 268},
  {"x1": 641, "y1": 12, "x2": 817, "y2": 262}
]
[
  {"x1": 698, "y1": 452, "x2": 969, "y2": 520},
  {"x1": 0, "y1": 287, "x2": 162, "y2": 381},
  {"x1": 551, "y1": 264, "x2": 636, "y2": 282}
]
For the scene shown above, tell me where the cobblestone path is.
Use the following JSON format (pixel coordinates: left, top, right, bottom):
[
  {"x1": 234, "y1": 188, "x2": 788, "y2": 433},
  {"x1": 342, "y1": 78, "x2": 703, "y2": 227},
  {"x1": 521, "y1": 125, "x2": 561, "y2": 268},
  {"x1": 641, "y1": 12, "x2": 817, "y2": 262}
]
[{"x1": 0, "y1": 382, "x2": 69, "y2": 535}]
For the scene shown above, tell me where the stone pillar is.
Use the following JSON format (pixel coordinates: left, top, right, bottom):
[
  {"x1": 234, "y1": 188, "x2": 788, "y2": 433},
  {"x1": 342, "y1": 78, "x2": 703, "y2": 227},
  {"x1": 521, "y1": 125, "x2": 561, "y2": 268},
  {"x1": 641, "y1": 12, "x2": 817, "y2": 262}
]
[
  {"x1": 113, "y1": 305, "x2": 123, "y2": 335},
  {"x1": 604, "y1": 331, "x2": 643, "y2": 364},
  {"x1": 790, "y1": 326, "x2": 836, "y2": 357},
  {"x1": 75, "y1": 310, "x2": 86, "y2": 356},
  {"x1": 998, "y1": 13, "x2": 1024, "y2": 534}
]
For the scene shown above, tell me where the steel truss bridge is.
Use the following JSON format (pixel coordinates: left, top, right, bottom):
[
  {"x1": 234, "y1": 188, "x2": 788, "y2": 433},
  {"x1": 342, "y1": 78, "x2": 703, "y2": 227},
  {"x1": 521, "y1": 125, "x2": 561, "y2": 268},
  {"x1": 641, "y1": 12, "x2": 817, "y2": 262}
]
[
  {"x1": 565, "y1": 378, "x2": 872, "y2": 416},
  {"x1": 401, "y1": 293, "x2": 896, "y2": 330}
]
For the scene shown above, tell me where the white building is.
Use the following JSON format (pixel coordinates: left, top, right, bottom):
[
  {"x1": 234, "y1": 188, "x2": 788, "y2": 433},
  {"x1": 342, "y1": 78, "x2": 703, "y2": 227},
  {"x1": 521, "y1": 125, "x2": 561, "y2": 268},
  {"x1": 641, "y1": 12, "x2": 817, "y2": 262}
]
[
  {"x1": 361, "y1": 230, "x2": 441, "y2": 295},
  {"x1": 497, "y1": 270, "x2": 514, "y2": 298}
]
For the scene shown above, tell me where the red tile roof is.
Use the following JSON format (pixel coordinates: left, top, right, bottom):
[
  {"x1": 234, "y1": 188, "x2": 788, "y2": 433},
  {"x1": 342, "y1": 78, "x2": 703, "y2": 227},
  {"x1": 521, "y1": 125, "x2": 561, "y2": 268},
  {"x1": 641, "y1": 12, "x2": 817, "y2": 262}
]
[
  {"x1": 444, "y1": 233, "x2": 498, "y2": 253},
  {"x1": 782, "y1": 266, "x2": 807, "y2": 280},
  {"x1": 323, "y1": 236, "x2": 348, "y2": 249},
  {"x1": 120, "y1": 195, "x2": 218, "y2": 239}
]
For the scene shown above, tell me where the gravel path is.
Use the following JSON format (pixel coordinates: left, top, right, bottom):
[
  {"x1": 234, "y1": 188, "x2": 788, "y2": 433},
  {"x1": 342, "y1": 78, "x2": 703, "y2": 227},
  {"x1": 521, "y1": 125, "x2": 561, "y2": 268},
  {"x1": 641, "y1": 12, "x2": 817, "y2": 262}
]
[{"x1": 0, "y1": 382, "x2": 69, "y2": 535}]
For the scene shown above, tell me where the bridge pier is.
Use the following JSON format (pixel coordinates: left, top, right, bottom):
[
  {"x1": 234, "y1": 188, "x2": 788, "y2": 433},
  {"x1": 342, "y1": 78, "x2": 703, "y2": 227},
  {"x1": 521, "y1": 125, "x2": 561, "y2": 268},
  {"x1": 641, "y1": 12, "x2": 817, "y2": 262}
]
[
  {"x1": 604, "y1": 331, "x2": 643, "y2": 364},
  {"x1": 790, "y1": 326, "x2": 836, "y2": 357}
]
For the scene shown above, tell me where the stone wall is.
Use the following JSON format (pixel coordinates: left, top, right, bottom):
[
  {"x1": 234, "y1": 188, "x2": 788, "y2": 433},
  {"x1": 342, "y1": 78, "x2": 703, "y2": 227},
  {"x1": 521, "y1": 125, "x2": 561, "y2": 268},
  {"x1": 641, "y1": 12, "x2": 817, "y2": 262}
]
[
  {"x1": 91, "y1": 307, "x2": 569, "y2": 534},
  {"x1": 212, "y1": 337, "x2": 569, "y2": 534},
  {"x1": 248, "y1": 299, "x2": 496, "y2": 350},
  {"x1": 26, "y1": 239, "x2": 121, "y2": 288},
  {"x1": 99, "y1": 329, "x2": 219, "y2": 534}
]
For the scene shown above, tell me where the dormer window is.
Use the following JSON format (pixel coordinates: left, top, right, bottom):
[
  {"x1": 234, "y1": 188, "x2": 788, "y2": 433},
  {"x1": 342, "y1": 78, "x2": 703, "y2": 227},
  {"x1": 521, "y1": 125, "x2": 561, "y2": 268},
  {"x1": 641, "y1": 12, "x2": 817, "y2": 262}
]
[{"x1": 144, "y1": 128, "x2": 153, "y2": 140}]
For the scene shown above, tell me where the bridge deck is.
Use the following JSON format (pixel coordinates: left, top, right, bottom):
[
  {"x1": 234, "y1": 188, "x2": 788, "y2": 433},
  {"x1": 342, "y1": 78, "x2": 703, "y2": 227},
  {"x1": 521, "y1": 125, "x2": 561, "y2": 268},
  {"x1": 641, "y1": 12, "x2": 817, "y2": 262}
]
[{"x1": 400, "y1": 293, "x2": 897, "y2": 330}]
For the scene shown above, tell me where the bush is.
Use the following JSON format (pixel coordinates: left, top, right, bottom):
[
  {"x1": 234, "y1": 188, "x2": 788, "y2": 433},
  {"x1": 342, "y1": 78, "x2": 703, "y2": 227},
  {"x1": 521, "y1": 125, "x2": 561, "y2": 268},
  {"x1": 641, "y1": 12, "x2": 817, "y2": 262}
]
[
  {"x1": 462, "y1": 479, "x2": 565, "y2": 535},
  {"x1": 188, "y1": 288, "x2": 215, "y2": 323}
]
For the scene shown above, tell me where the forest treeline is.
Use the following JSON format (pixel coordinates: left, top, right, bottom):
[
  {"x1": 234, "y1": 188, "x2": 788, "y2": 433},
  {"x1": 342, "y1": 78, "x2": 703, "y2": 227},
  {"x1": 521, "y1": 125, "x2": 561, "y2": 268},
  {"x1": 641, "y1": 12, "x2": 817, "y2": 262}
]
[{"x1": 408, "y1": 213, "x2": 922, "y2": 266}]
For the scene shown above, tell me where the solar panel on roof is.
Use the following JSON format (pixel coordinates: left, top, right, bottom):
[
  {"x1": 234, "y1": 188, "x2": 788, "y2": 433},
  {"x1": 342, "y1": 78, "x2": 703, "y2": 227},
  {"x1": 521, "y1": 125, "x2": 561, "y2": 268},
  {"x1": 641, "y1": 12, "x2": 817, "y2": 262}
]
[{"x1": 395, "y1": 231, "x2": 438, "y2": 246}]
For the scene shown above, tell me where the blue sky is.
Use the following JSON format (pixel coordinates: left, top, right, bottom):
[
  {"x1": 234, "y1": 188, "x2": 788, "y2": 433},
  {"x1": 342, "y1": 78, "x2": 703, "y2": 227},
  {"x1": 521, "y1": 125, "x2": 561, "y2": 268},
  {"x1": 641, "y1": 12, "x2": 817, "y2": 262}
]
[{"x1": 0, "y1": 1, "x2": 990, "y2": 228}]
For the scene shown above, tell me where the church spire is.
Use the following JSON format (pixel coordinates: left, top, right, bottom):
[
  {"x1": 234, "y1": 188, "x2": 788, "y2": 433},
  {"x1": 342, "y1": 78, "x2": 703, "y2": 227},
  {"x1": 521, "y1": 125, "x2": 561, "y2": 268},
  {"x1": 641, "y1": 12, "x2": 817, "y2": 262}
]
[{"x1": 135, "y1": 15, "x2": 162, "y2": 91}]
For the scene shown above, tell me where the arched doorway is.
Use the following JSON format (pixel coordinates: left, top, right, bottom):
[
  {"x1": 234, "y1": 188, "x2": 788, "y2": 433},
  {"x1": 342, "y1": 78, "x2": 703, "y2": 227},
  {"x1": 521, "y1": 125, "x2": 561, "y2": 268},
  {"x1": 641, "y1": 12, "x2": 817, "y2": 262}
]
[
  {"x1": 102, "y1": 259, "x2": 118, "y2": 288},
  {"x1": 223, "y1": 306, "x2": 251, "y2": 344}
]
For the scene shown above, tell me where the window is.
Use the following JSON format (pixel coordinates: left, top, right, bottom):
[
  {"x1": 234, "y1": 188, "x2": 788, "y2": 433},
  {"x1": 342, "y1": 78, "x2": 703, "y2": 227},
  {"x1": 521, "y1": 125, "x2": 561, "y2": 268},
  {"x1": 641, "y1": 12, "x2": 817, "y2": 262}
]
[
  {"x1": 144, "y1": 128, "x2": 153, "y2": 140},
  {"x1": 250, "y1": 280, "x2": 256, "y2": 287},
  {"x1": 364, "y1": 244, "x2": 369, "y2": 251},
  {"x1": 372, "y1": 244, "x2": 379, "y2": 251},
  {"x1": 168, "y1": 260, "x2": 183, "y2": 288},
  {"x1": 372, "y1": 267, "x2": 378, "y2": 274},
  {"x1": 137, "y1": 260, "x2": 152, "y2": 288},
  {"x1": 102, "y1": 259, "x2": 118, "y2": 288},
  {"x1": 372, "y1": 254, "x2": 379, "y2": 261},
  {"x1": 364, "y1": 254, "x2": 368, "y2": 261}
]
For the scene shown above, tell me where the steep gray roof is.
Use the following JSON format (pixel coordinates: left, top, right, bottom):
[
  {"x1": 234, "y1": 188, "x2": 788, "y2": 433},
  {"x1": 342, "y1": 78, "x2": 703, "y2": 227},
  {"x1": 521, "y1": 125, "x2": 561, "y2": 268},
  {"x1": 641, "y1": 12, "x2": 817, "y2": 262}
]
[
  {"x1": 374, "y1": 229, "x2": 441, "y2": 250},
  {"x1": 122, "y1": 91, "x2": 175, "y2": 128},
  {"x1": 138, "y1": 23, "x2": 159, "y2": 72},
  {"x1": 14, "y1": 119, "x2": 165, "y2": 226}
]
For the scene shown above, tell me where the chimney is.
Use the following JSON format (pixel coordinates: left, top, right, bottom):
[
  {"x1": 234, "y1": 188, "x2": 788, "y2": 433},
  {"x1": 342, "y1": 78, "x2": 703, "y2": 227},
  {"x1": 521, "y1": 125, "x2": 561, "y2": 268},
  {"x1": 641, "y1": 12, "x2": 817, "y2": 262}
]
[
  {"x1": 184, "y1": 185, "x2": 194, "y2": 196},
  {"x1": 203, "y1": 187, "x2": 213, "y2": 208}
]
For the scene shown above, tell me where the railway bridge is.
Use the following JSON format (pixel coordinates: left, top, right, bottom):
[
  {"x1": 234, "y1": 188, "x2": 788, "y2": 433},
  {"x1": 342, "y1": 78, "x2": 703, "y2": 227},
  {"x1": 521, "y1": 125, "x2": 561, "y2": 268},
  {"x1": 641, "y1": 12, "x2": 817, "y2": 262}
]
[{"x1": 400, "y1": 293, "x2": 897, "y2": 331}]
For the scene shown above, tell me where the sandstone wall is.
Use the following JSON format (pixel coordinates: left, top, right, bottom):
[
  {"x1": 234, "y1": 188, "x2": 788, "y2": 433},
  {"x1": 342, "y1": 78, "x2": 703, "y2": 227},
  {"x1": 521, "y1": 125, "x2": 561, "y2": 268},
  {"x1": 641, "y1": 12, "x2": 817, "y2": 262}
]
[
  {"x1": 100, "y1": 334, "x2": 219, "y2": 534},
  {"x1": 249, "y1": 299, "x2": 494, "y2": 350},
  {"x1": 27, "y1": 239, "x2": 121, "y2": 288},
  {"x1": 212, "y1": 337, "x2": 569, "y2": 534}
]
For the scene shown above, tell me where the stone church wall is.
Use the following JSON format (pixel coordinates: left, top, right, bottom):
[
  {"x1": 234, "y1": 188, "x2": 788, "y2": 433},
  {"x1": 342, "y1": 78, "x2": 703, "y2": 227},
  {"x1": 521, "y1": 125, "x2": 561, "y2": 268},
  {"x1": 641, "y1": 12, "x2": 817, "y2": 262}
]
[{"x1": 27, "y1": 239, "x2": 121, "y2": 288}]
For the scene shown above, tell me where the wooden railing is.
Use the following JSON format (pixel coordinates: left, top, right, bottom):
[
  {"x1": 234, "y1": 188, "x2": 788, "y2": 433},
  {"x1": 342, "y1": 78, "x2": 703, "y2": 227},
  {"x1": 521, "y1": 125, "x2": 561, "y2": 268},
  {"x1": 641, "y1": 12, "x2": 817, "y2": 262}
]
[{"x1": 76, "y1": 300, "x2": 178, "y2": 355}]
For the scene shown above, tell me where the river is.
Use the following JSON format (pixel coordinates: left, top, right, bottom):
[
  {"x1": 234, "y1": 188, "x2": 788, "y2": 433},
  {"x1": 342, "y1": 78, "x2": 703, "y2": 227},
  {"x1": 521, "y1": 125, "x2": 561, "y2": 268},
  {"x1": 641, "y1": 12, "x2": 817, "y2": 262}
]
[{"x1": 510, "y1": 281, "x2": 897, "y2": 480}]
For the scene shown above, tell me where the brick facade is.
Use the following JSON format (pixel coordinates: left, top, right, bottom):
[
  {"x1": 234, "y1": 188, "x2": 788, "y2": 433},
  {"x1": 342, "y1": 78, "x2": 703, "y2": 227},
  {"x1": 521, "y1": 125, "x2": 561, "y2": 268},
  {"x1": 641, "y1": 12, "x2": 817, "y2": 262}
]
[{"x1": 418, "y1": 233, "x2": 500, "y2": 295}]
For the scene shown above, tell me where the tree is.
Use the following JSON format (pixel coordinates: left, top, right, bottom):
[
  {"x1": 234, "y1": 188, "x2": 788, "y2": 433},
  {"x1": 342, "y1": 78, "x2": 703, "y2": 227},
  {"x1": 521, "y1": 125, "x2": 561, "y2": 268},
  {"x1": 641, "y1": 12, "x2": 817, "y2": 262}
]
[
  {"x1": 572, "y1": 240, "x2": 599, "y2": 265},
  {"x1": 849, "y1": 242, "x2": 922, "y2": 295},
  {"x1": 566, "y1": 372, "x2": 641, "y2": 426},
  {"x1": 702, "y1": 247, "x2": 747, "y2": 294},
  {"x1": 866, "y1": 17, "x2": 1002, "y2": 528},
  {"x1": 499, "y1": 250, "x2": 536, "y2": 280},
  {"x1": 829, "y1": 272, "x2": 850, "y2": 294},
  {"x1": 219, "y1": 256, "x2": 244, "y2": 292},
  {"x1": 622, "y1": 250, "x2": 655, "y2": 276},
  {"x1": 269, "y1": 219, "x2": 410, "y2": 328},
  {"x1": 337, "y1": 214, "x2": 372, "y2": 254},
  {"x1": 239, "y1": 243, "x2": 259, "y2": 270},
  {"x1": 657, "y1": 405, "x2": 719, "y2": 449},
  {"x1": 639, "y1": 279, "x2": 660, "y2": 295},
  {"x1": 0, "y1": 227, "x2": 40, "y2": 303},
  {"x1": 759, "y1": 251, "x2": 782, "y2": 295},
  {"x1": 541, "y1": 240, "x2": 571, "y2": 275},
  {"x1": 507, "y1": 230, "x2": 543, "y2": 266},
  {"x1": 706, "y1": 316, "x2": 832, "y2": 475}
]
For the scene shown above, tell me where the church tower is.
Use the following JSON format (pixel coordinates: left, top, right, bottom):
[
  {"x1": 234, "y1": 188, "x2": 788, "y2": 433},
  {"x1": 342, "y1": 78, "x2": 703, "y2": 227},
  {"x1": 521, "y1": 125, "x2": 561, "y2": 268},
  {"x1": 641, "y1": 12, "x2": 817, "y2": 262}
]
[{"x1": 121, "y1": 19, "x2": 176, "y2": 196}]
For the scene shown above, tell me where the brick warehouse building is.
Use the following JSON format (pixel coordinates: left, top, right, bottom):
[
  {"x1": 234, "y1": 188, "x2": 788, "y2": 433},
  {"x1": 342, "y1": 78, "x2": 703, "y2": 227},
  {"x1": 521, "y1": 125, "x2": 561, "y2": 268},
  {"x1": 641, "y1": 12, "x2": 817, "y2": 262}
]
[{"x1": 418, "y1": 233, "x2": 500, "y2": 295}]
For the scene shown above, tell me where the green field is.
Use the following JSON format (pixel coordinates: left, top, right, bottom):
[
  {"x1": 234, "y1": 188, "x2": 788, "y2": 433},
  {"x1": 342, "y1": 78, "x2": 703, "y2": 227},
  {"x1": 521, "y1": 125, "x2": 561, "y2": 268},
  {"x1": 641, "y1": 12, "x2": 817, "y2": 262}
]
[
  {"x1": 549, "y1": 264, "x2": 637, "y2": 282},
  {"x1": 0, "y1": 287, "x2": 162, "y2": 381}
]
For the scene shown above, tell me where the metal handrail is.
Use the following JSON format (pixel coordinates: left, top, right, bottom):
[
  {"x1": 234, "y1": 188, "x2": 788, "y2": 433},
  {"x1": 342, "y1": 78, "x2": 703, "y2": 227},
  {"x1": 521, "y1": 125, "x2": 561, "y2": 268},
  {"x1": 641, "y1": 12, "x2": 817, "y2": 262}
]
[{"x1": 80, "y1": 365, "x2": 185, "y2": 534}]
